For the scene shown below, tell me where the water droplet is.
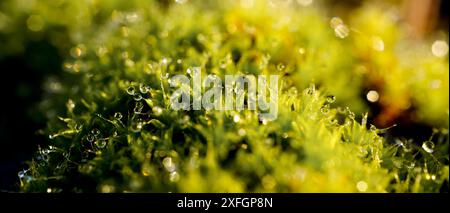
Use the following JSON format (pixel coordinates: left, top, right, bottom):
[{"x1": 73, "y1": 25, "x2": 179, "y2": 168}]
[
  {"x1": 94, "y1": 139, "x2": 107, "y2": 149},
  {"x1": 282, "y1": 132, "x2": 289, "y2": 139},
  {"x1": 238, "y1": 128, "x2": 246, "y2": 136},
  {"x1": 241, "y1": 144, "x2": 248, "y2": 150},
  {"x1": 326, "y1": 95, "x2": 336, "y2": 103},
  {"x1": 320, "y1": 105, "x2": 330, "y2": 115},
  {"x1": 356, "y1": 181, "x2": 368, "y2": 192},
  {"x1": 233, "y1": 115, "x2": 240, "y2": 123},
  {"x1": 86, "y1": 134, "x2": 95, "y2": 142},
  {"x1": 422, "y1": 141, "x2": 435, "y2": 153},
  {"x1": 330, "y1": 17, "x2": 343, "y2": 29},
  {"x1": 162, "y1": 157, "x2": 176, "y2": 172},
  {"x1": 161, "y1": 57, "x2": 168, "y2": 65},
  {"x1": 288, "y1": 87, "x2": 298, "y2": 97},
  {"x1": 139, "y1": 84, "x2": 150, "y2": 93},
  {"x1": 370, "y1": 124, "x2": 377, "y2": 132},
  {"x1": 329, "y1": 119, "x2": 338, "y2": 126},
  {"x1": 334, "y1": 24, "x2": 350, "y2": 39},
  {"x1": 18, "y1": 170, "x2": 27, "y2": 179},
  {"x1": 131, "y1": 119, "x2": 144, "y2": 132},
  {"x1": 18, "y1": 170, "x2": 33, "y2": 183},
  {"x1": 153, "y1": 106, "x2": 163, "y2": 116},
  {"x1": 366, "y1": 90, "x2": 379, "y2": 102},
  {"x1": 134, "y1": 102, "x2": 144, "y2": 113},
  {"x1": 66, "y1": 99, "x2": 75, "y2": 111},
  {"x1": 298, "y1": 47, "x2": 306, "y2": 55},
  {"x1": 133, "y1": 93, "x2": 143, "y2": 101},
  {"x1": 372, "y1": 36, "x2": 385, "y2": 52},
  {"x1": 277, "y1": 63, "x2": 285, "y2": 71},
  {"x1": 346, "y1": 107, "x2": 355, "y2": 119},
  {"x1": 70, "y1": 46, "x2": 83, "y2": 58},
  {"x1": 431, "y1": 40, "x2": 449, "y2": 57},
  {"x1": 91, "y1": 128, "x2": 100, "y2": 136},
  {"x1": 127, "y1": 86, "x2": 135, "y2": 95},
  {"x1": 114, "y1": 112, "x2": 123, "y2": 120},
  {"x1": 306, "y1": 84, "x2": 316, "y2": 96},
  {"x1": 169, "y1": 171, "x2": 180, "y2": 182},
  {"x1": 361, "y1": 113, "x2": 368, "y2": 126}
]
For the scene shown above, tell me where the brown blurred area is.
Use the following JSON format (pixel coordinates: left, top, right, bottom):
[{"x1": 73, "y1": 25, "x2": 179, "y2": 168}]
[{"x1": 402, "y1": 0, "x2": 445, "y2": 39}]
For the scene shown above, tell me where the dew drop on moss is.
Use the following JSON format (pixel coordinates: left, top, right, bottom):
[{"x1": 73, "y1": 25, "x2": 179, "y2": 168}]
[
  {"x1": 91, "y1": 128, "x2": 101, "y2": 136},
  {"x1": 153, "y1": 106, "x2": 163, "y2": 116},
  {"x1": 133, "y1": 93, "x2": 143, "y2": 101},
  {"x1": 134, "y1": 102, "x2": 144, "y2": 113},
  {"x1": 422, "y1": 141, "x2": 435, "y2": 153},
  {"x1": 277, "y1": 63, "x2": 285, "y2": 71},
  {"x1": 326, "y1": 95, "x2": 336, "y2": 103},
  {"x1": 114, "y1": 112, "x2": 123, "y2": 120},
  {"x1": 139, "y1": 84, "x2": 150, "y2": 93},
  {"x1": 127, "y1": 86, "x2": 135, "y2": 95},
  {"x1": 334, "y1": 24, "x2": 349, "y2": 39},
  {"x1": 86, "y1": 134, "x2": 95, "y2": 142}
]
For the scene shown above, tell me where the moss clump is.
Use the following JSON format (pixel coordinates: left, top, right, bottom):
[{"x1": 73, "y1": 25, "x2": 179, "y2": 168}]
[{"x1": 1, "y1": 0, "x2": 448, "y2": 192}]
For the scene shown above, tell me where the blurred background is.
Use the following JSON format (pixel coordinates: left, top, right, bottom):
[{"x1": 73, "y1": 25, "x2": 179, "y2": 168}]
[{"x1": 0, "y1": 0, "x2": 448, "y2": 192}]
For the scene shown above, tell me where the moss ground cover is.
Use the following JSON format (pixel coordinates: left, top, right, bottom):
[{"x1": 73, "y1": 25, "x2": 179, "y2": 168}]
[{"x1": 0, "y1": 0, "x2": 448, "y2": 192}]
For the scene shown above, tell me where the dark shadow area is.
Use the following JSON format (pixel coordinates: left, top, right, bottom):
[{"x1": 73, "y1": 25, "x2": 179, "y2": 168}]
[{"x1": 0, "y1": 40, "x2": 62, "y2": 191}]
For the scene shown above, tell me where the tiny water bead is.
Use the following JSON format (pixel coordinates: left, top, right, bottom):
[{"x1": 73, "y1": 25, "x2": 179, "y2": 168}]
[
  {"x1": 86, "y1": 134, "x2": 95, "y2": 142},
  {"x1": 18, "y1": 170, "x2": 33, "y2": 183},
  {"x1": 320, "y1": 105, "x2": 330, "y2": 114},
  {"x1": 330, "y1": 17, "x2": 343, "y2": 29},
  {"x1": 233, "y1": 115, "x2": 240, "y2": 123},
  {"x1": 238, "y1": 128, "x2": 246, "y2": 136},
  {"x1": 139, "y1": 83, "x2": 150, "y2": 93},
  {"x1": 114, "y1": 112, "x2": 123, "y2": 120},
  {"x1": 94, "y1": 139, "x2": 107, "y2": 149},
  {"x1": 152, "y1": 106, "x2": 163, "y2": 116},
  {"x1": 169, "y1": 171, "x2": 180, "y2": 182},
  {"x1": 422, "y1": 141, "x2": 435, "y2": 153},
  {"x1": 356, "y1": 181, "x2": 368, "y2": 192},
  {"x1": 306, "y1": 84, "x2": 316, "y2": 96},
  {"x1": 372, "y1": 36, "x2": 385, "y2": 52},
  {"x1": 134, "y1": 102, "x2": 144, "y2": 113},
  {"x1": 133, "y1": 93, "x2": 143, "y2": 101},
  {"x1": 126, "y1": 86, "x2": 135, "y2": 95},
  {"x1": 431, "y1": 40, "x2": 449, "y2": 58},
  {"x1": 162, "y1": 157, "x2": 176, "y2": 172},
  {"x1": 91, "y1": 128, "x2": 101, "y2": 136},
  {"x1": 277, "y1": 63, "x2": 286, "y2": 71},
  {"x1": 131, "y1": 118, "x2": 145, "y2": 132},
  {"x1": 344, "y1": 107, "x2": 355, "y2": 120},
  {"x1": 66, "y1": 99, "x2": 75, "y2": 111},
  {"x1": 326, "y1": 95, "x2": 336, "y2": 103},
  {"x1": 366, "y1": 90, "x2": 379, "y2": 102},
  {"x1": 334, "y1": 24, "x2": 350, "y2": 39},
  {"x1": 298, "y1": 47, "x2": 306, "y2": 55}
]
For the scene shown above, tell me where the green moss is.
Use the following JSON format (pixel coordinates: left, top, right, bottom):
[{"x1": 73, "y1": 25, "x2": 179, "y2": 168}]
[{"x1": 1, "y1": 0, "x2": 448, "y2": 192}]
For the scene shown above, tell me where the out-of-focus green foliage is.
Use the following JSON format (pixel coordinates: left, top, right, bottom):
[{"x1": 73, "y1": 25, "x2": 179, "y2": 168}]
[{"x1": 1, "y1": 0, "x2": 448, "y2": 192}]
